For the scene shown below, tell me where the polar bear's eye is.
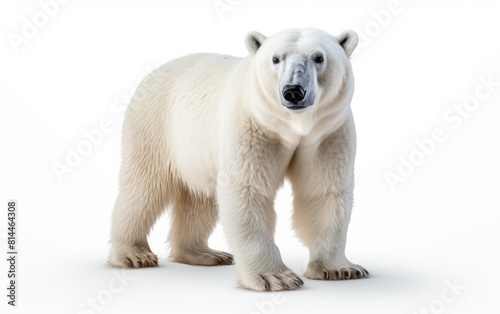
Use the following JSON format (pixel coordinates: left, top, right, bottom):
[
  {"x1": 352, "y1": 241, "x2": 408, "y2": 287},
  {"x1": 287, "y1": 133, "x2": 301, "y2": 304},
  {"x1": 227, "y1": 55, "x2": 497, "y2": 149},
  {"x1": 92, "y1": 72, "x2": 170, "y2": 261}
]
[
  {"x1": 272, "y1": 57, "x2": 280, "y2": 64},
  {"x1": 315, "y1": 56, "x2": 324, "y2": 63}
]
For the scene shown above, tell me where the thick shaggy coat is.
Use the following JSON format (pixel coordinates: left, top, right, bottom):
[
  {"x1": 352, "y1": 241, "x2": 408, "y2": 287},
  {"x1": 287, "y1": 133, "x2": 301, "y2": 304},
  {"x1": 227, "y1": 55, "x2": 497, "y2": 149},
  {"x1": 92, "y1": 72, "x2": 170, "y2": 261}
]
[{"x1": 108, "y1": 28, "x2": 368, "y2": 291}]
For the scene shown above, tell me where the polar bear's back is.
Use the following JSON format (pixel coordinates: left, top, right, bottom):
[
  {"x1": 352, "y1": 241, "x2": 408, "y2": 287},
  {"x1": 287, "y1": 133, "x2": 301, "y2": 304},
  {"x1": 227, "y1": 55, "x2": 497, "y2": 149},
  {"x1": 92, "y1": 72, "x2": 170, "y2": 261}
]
[{"x1": 125, "y1": 53, "x2": 243, "y2": 195}]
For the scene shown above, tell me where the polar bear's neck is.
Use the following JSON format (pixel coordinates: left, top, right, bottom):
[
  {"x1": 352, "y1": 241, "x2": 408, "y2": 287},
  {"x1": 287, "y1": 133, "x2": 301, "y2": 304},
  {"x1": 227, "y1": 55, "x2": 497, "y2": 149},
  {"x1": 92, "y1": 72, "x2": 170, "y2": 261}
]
[
  {"x1": 246, "y1": 98, "x2": 350, "y2": 149},
  {"x1": 288, "y1": 114, "x2": 315, "y2": 136}
]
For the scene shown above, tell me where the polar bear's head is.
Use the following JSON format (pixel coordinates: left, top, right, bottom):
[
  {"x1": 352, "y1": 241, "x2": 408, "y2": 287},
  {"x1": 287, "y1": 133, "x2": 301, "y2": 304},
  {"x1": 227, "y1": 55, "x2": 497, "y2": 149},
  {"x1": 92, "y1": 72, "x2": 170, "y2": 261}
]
[{"x1": 245, "y1": 28, "x2": 357, "y2": 113}]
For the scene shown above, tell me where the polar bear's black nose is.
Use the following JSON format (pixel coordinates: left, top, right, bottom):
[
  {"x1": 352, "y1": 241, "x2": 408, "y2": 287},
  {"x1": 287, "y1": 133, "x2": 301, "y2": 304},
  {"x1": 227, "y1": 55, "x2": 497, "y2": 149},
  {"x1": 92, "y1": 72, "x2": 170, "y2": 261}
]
[{"x1": 283, "y1": 85, "x2": 306, "y2": 104}]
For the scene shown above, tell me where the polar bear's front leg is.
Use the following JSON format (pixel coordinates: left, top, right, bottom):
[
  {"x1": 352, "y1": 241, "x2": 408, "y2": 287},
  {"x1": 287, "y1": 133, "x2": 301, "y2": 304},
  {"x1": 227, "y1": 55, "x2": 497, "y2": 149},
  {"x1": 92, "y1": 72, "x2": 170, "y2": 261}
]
[
  {"x1": 288, "y1": 117, "x2": 369, "y2": 280},
  {"x1": 218, "y1": 185, "x2": 303, "y2": 291},
  {"x1": 217, "y1": 121, "x2": 303, "y2": 291}
]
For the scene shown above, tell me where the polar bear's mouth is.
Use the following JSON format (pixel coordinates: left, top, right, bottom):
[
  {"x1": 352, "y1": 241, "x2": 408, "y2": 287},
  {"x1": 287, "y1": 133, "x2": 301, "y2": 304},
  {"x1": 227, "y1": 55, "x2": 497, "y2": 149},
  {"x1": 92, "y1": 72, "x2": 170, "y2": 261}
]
[{"x1": 287, "y1": 105, "x2": 308, "y2": 111}]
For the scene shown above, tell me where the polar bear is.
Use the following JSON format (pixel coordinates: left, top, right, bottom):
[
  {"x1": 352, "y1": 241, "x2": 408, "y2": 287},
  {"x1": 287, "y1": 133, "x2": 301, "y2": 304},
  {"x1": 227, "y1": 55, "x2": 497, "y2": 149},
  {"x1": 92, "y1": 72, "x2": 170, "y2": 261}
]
[{"x1": 108, "y1": 28, "x2": 368, "y2": 291}]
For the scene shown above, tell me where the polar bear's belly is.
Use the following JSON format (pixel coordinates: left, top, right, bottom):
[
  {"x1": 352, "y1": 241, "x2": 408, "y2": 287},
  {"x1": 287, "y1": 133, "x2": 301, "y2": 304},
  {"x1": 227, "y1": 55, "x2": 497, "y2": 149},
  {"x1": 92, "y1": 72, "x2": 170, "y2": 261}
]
[
  {"x1": 165, "y1": 85, "x2": 223, "y2": 196},
  {"x1": 168, "y1": 111, "x2": 220, "y2": 196}
]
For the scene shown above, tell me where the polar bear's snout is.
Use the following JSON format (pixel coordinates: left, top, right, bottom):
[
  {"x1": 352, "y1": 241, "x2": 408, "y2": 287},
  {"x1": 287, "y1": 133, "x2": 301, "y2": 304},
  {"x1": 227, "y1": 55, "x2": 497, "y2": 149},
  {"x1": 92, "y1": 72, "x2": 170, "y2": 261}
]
[
  {"x1": 282, "y1": 85, "x2": 306, "y2": 105},
  {"x1": 278, "y1": 54, "x2": 317, "y2": 111}
]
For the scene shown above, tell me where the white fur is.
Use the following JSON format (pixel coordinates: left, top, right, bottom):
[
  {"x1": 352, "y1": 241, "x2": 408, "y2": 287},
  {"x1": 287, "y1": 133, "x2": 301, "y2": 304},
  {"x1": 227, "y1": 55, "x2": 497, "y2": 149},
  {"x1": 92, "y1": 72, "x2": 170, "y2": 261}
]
[{"x1": 108, "y1": 28, "x2": 368, "y2": 291}]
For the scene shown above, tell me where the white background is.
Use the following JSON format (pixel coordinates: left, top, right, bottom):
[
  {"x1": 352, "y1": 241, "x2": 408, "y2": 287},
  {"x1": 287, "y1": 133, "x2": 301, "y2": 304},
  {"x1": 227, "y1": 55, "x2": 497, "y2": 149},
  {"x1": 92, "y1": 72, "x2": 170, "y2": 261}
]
[{"x1": 1, "y1": 1, "x2": 500, "y2": 313}]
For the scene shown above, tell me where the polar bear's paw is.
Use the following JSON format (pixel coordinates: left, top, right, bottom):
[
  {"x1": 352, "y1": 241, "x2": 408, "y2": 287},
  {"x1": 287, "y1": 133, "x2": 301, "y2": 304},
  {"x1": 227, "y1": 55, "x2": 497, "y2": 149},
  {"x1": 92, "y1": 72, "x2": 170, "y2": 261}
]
[
  {"x1": 239, "y1": 270, "x2": 304, "y2": 291},
  {"x1": 171, "y1": 249, "x2": 234, "y2": 266},
  {"x1": 108, "y1": 245, "x2": 159, "y2": 268},
  {"x1": 305, "y1": 262, "x2": 369, "y2": 280}
]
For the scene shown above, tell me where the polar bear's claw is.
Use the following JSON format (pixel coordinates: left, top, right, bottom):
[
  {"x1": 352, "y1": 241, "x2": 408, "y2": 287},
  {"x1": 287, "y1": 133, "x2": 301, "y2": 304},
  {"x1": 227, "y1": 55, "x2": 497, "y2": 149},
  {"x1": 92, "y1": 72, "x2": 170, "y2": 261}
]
[
  {"x1": 240, "y1": 270, "x2": 304, "y2": 291},
  {"x1": 108, "y1": 246, "x2": 159, "y2": 269},
  {"x1": 306, "y1": 264, "x2": 369, "y2": 280},
  {"x1": 171, "y1": 249, "x2": 234, "y2": 266}
]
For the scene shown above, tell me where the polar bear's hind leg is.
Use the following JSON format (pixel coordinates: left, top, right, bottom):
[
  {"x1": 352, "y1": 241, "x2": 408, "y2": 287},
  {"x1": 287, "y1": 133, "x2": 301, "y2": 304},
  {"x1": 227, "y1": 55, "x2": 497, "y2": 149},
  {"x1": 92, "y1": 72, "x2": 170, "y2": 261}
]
[
  {"x1": 168, "y1": 187, "x2": 234, "y2": 266},
  {"x1": 108, "y1": 108, "x2": 170, "y2": 269}
]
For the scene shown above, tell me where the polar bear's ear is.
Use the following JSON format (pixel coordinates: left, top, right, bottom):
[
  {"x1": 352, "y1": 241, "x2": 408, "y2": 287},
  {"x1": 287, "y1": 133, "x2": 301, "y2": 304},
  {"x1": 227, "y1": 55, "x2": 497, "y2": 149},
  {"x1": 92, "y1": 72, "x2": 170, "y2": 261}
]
[
  {"x1": 337, "y1": 30, "x2": 358, "y2": 58},
  {"x1": 245, "y1": 31, "x2": 267, "y2": 55}
]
